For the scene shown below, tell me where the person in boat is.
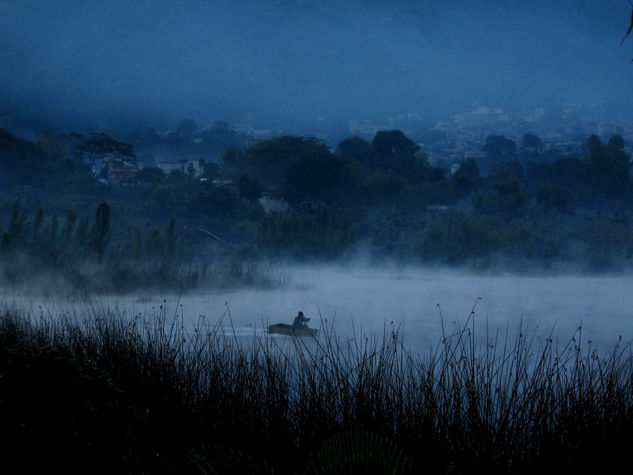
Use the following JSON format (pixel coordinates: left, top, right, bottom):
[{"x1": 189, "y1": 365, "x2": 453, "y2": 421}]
[{"x1": 293, "y1": 311, "x2": 310, "y2": 329}]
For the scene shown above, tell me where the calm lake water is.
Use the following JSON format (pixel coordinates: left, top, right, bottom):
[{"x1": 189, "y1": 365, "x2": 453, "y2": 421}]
[{"x1": 5, "y1": 266, "x2": 633, "y2": 356}]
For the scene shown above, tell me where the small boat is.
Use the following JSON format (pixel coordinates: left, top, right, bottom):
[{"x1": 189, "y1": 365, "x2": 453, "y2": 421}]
[{"x1": 268, "y1": 323, "x2": 319, "y2": 337}]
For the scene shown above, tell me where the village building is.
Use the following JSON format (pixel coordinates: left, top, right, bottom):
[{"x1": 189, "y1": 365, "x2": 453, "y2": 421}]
[
  {"x1": 157, "y1": 159, "x2": 203, "y2": 177},
  {"x1": 258, "y1": 192, "x2": 290, "y2": 213}
]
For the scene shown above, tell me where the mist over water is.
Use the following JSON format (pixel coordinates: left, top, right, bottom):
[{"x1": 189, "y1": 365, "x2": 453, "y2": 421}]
[{"x1": 7, "y1": 265, "x2": 633, "y2": 355}]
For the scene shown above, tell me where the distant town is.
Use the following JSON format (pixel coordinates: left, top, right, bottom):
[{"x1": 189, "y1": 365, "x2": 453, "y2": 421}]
[{"x1": 345, "y1": 104, "x2": 633, "y2": 167}]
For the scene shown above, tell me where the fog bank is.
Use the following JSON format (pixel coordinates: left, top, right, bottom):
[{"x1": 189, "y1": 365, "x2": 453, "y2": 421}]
[{"x1": 1, "y1": 0, "x2": 631, "y2": 132}]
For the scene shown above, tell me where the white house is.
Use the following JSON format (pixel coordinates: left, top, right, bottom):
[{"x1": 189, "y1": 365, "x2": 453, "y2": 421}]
[{"x1": 258, "y1": 193, "x2": 290, "y2": 213}]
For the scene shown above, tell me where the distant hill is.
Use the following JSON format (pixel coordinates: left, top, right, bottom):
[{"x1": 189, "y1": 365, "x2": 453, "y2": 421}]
[{"x1": 0, "y1": 128, "x2": 53, "y2": 187}]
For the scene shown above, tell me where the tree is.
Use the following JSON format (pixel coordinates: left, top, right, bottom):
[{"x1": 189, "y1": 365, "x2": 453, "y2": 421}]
[
  {"x1": 63, "y1": 209, "x2": 76, "y2": 246},
  {"x1": 238, "y1": 174, "x2": 263, "y2": 202},
  {"x1": 585, "y1": 134, "x2": 631, "y2": 199},
  {"x1": 586, "y1": 134, "x2": 602, "y2": 157},
  {"x1": 361, "y1": 170, "x2": 406, "y2": 203},
  {"x1": 199, "y1": 121, "x2": 242, "y2": 155},
  {"x1": 166, "y1": 217, "x2": 176, "y2": 257},
  {"x1": 190, "y1": 185, "x2": 238, "y2": 217},
  {"x1": 371, "y1": 130, "x2": 420, "y2": 174},
  {"x1": 90, "y1": 203, "x2": 111, "y2": 260},
  {"x1": 491, "y1": 178, "x2": 528, "y2": 218},
  {"x1": 145, "y1": 227, "x2": 163, "y2": 257},
  {"x1": 481, "y1": 135, "x2": 517, "y2": 175},
  {"x1": 76, "y1": 216, "x2": 89, "y2": 252},
  {"x1": 6, "y1": 200, "x2": 27, "y2": 250},
  {"x1": 522, "y1": 132, "x2": 543, "y2": 152},
  {"x1": 474, "y1": 178, "x2": 528, "y2": 219},
  {"x1": 490, "y1": 160, "x2": 524, "y2": 183},
  {"x1": 484, "y1": 135, "x2": 517, "y2": 158},
  {"x1": 335, "y1": 136, "x2": 372, "y2": 163},
  {"x1": 521, "y1": 133, "x2": 543, "y2": 163},
  {"x1": 78, "y1": 133, "x2": 137, "y2": 180},
  {"x1": 78, "y1": 133, "x2": 135, "y2": 163},
  {"x1": 536, "y1": 185, "x2": 574, "y2": 214},
  {"x1": 221, "y1": 147, "x2": 241, "y2": 168},
  {"x1": 177, "y1": 118, "x2": 198, "y2": 138},
  {"x1": 8, "y1": 200, "x2": 21, "y2": 243},
  {"x1": 33, "y1": 208, "x2": 43, "y2": 240},
  {"x1": 282, "y1": 154, "x2": 355, "y2": 205},
  {"x1": 49, "y1": 213, "x2": 58, "y2": 245},
  {"x1": 452, "y1": 158, "x2": 480, "y2": 198},
  {"x1": 608, "y1": 134, "x2": 625, "y2": 150},
  {"x1": 226, "y1": 136, "x2": 333, "y2": 189},
  {"x1": 202, "y1": 161, "x2": 220, "y2": 180},
  {"x1": 549, "y1": 157, "x2": 587, "y2": 191}
]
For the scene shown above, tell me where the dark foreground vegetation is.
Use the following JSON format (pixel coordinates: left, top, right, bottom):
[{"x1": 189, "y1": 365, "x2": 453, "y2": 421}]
[{"x1": 2, "y1": 305, "x2": 633, "y2": 474}]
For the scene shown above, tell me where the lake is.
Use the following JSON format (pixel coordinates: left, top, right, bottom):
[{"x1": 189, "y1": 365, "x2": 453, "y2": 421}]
[{"x1": 5, "y1": 265, "x2": 633, "y2": 356}]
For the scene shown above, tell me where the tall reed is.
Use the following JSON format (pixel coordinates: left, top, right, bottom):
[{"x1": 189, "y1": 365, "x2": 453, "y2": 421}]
[{"x1": 1, "y1": 302, "x2": 633, "y2": 474}]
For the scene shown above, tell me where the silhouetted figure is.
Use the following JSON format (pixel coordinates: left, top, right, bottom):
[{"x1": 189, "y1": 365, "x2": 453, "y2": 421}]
[{"x1": 293, "y1": 311, "x2": 310, "y2": 329}]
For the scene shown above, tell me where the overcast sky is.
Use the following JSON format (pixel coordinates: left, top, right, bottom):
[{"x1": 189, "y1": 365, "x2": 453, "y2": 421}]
[{"x1": 1, "y1": 0, "x2": 631, "y2": 132}]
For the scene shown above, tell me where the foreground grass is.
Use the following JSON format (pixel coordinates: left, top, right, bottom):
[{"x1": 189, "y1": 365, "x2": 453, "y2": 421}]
[{"x1": 1, "y1": 304, "x2": 633, "y2": 474}]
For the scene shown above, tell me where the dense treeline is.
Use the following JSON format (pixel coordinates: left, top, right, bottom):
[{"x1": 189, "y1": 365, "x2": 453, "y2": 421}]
[{"x1": 2, "y1": 125, "x2": 633, "y2": 272}]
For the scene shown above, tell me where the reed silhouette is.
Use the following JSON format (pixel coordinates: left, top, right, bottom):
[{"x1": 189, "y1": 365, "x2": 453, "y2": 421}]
[{"x1": 1, "y1": 301, "x2": 632, "y2": 473}]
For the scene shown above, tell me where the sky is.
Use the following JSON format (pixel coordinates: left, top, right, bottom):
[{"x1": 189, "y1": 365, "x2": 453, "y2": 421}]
[{"x1": 0, "y1": 0, "x2": 632, "y2": 133}]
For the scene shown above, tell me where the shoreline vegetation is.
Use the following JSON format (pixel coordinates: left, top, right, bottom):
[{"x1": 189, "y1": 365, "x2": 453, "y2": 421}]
[
  {"x1": 3, "y1": 128, "x2": 633, "y2": 276},
  {"x1": 0, "y1": 255, "x2": 293, "y2": 297},
  {"x1": 2, "y1": 304, "x2": 632, "y2": 474},
  {"x1": 1, "y1": 196, "x2": 633, "y2": 300},
  {"x1": 0, "y1": 200, "x2": 294, "y2": 296}
]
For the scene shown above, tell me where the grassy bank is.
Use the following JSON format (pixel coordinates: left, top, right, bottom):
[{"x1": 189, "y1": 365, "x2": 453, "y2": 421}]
[{"x1": 1, "y1": 305, "x2": 633, "y2": 474}]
